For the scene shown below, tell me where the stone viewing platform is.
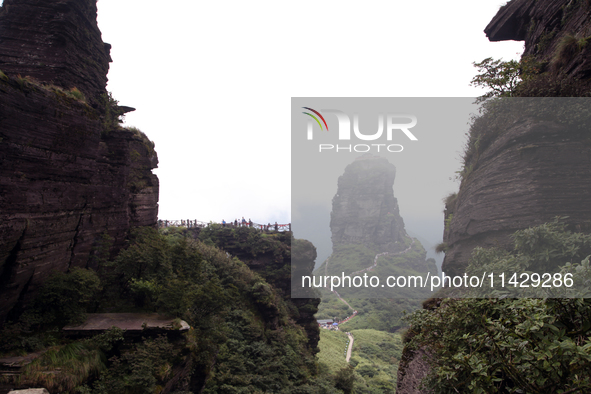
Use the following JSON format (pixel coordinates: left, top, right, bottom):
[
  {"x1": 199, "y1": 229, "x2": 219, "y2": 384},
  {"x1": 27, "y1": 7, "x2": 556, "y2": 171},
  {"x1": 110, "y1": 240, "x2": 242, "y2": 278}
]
[{"x1": 62, "y1": 313, "x2": 190, "y2": 336}]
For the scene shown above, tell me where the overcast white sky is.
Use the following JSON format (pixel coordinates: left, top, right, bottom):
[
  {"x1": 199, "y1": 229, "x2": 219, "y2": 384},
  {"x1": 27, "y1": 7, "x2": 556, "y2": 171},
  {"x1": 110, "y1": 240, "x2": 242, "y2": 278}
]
[{"x1": 89, "y1": 0, "x2": 524, "y2": 226}]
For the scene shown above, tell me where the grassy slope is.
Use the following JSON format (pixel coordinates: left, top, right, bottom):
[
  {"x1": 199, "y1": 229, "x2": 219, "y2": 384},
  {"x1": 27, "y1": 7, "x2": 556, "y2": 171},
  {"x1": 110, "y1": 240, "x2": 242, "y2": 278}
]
[
  {"x1": 349, "y1": 329, "x2": 403, "y2": 393},
  {"x1": 317, "y1": 327, "x2": 404, "y2": 393},
  {"x1": 317, "y1": 329, "x2": 350, "y2": 374},
  {"x1": 316, "y1": 239, "x2": 435, "y2": 330}
]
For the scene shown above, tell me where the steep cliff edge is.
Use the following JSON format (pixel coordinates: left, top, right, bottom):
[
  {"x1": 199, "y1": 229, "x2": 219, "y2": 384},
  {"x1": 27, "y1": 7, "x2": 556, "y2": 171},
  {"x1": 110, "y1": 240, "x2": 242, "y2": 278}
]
[
  {"x1": 441, "y1": 0, "x2": 591, "y2": 277},
  {"x1": 0, "y1": 0, "x2": 111, "y2": 104},
  {"x1": 486, "y1": 0, "x2": 591, "y2": 85},
  {"x1": 441, "y1": 109, "x2": 591, "y2": 276},
  {"x1": 398, "y1": 1, "x2": 591, "y2": 392},
  {"x1": 0, "y1": 0, "x2": 159, "y2": 323}
]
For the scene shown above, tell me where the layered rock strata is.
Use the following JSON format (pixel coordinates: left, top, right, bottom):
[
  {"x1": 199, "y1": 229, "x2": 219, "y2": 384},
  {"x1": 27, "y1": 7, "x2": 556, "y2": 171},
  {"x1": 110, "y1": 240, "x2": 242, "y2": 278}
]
[
  {"x1": 0, "y1": 0, "x2": 111, "y2": 104},
  {"x1": 398, "y1": 1, "x2": 591, "y2": 392},
  {"x1": 441, "y1": 0, "x2": 591, "y2": 276},
  {"x1": 442, "y1": 116, "x2": 591, "y2": 276},
  {"x1": 486, "y1": 0, "x2": 591, "y2": 84},
  {"x1": 0, "y1": 0, "x2": 159, "y2": 323}
]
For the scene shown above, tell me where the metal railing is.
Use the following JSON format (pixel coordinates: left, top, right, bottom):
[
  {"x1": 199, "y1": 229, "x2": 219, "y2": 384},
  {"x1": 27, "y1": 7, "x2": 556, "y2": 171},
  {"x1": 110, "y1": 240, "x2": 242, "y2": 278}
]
[{"x1": 158, "y1": 219, "x2": 291, "y2": 232}]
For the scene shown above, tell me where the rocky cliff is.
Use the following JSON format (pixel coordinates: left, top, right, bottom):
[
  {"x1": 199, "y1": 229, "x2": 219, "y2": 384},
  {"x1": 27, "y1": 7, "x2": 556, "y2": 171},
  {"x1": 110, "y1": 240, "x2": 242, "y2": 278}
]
[
  {"x1": 398, "y1": 1, "x2": 591, "y2": 392},
  {"x1": 315, "y1": 155, "x2": 435, "y2": 332},
  {"x1": 441, "y1": 109, "x2": 591, "y2": 276},
  {"x1": 441, "y1": 0, "x2": 591, "y2": 277},
  {"x1": 486, "y1": 0, "x2": 591, "y2": 85},
  {"x1": 0, "y1": 0, "x2": 111, "y2": 104},
  {"x1": 330, "y1": 154, "x2": 408, "y2": 253},
  {"x1": 0, "y1": 0, "x2": 159, "y2": 323}
]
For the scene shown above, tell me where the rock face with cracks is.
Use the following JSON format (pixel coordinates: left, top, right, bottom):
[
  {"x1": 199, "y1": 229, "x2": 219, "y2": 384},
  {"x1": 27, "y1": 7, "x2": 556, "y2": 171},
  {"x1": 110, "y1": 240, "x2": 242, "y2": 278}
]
[
  {"x1": 0, "y1": 0, "x2": 159, "y2": 323},
  {"x1": 441, "y1": 0, "x2": 591, "y2": 277},
  {"x1": 397, "y1": 1, "x2": 591, "y2": 392},
  {"x1": 330, "y1": 154, "x2": 408, "y2": 253},
  {"x1": 441, "y1": 116, "x2": 591, "y2": 277},
  {"x1": 485, "y1": 0, "x2": 591, "y2": 85}
]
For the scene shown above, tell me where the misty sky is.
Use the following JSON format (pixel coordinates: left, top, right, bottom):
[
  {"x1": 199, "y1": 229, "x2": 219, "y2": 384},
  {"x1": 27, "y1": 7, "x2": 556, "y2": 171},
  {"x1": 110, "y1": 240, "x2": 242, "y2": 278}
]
[
  {"x1": 92, "y1": 0, "x2": 523, "y2": 225},
  {"x1": 1, "y1": 0, "x2": 524, "y2": 247},
  {"x1": 291, "y1": 98, "x2": 479, "y2": 266}
]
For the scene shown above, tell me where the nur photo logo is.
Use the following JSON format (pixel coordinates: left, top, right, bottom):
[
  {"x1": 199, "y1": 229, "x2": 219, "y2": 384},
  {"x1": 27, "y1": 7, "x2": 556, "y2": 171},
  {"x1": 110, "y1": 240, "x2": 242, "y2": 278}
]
[{"x1": 301, "y1": 107, "x2": 418, "y2": 153}]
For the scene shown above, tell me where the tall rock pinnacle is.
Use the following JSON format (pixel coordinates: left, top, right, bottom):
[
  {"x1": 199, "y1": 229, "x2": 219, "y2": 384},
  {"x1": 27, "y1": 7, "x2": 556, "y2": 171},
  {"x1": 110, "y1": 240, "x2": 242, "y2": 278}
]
[
  {"x1": 330, "y1": 155, "x2": 408, "y2": 253},
  {"x1": 0, "y1": 0, "x2": 159, "y2": 323}
]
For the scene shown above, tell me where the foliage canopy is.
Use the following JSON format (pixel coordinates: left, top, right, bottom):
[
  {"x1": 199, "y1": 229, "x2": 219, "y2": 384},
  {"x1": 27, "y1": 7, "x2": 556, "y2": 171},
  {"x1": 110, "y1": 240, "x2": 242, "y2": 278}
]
[{"x1": 406, "y1": 221, "x2": 591, "y2": 393}]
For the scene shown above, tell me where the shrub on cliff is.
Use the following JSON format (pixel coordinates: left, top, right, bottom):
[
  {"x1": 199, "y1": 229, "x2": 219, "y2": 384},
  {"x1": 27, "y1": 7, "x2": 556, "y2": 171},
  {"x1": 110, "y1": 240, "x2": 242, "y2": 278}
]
[
  {"x1": 405, "y1": 221, "x2": 591, "y2": 393},
  {"x1": 89, "y1": 228, "x2": 320, "y2": 393},
  {"x1": 0, "y1": 268, "x2": 102, "y2": 354},
  {"x1": 470, "y1": 57, "x2": 521, "y2": 103},
  {"x1": 86, "y1": 335, "x2": 180, "y2": 394},
  {"x1": 1, "y1": 227, "x2": 322, "y2": 392},
  {"x1": 22, "y1": 267, "x2": 102, "y2": 328}
]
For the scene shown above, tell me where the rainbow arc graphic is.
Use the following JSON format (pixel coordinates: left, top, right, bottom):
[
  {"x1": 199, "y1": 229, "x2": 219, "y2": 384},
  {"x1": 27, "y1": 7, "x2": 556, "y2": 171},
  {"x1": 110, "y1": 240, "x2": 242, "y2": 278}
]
[{"x1": 302, "y1": 107, "x2": 329, "y2": 131}]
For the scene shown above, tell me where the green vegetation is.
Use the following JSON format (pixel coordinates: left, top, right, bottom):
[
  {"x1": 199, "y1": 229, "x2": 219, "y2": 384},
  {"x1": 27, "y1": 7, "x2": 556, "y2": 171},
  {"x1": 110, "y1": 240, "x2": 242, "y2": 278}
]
[
  {"x1": 99, "y1": 91, "x2": 123, "y2": 134},
  {"x1": 435, "y1": 242, "x2": 448, "y2": 254},
  {"x1": 536, "y1": 30, "x2": 556, "y2": 52},
  {"x1": 465, "y1": 218, "x2": 591, "y2": 298},
  {"x1": 318, "y1": 330, "x2": 350, "y2": 373},
  {"x1": 199, "y1": 223, "x2": 291, "y2": 258},
  {"x1": 349, "y1": 329, "x2": 402, "y2": 393},
  {"x1": 318, "y1": 239, "x2": 432, "y2": 285},
  {"x1": 319, "y1": 244, "x2": 375, "y2": 276},
  {"x1": 5, "y1": 328, "x2": 124, "y2": 393},
  {"x1": 316, "y1": 293, "x2": 352, "y2": 322},
  {"x1": 443, "y1": 192, "x2": 457, "y2": 211},
  {"x1": 86, "y1": 335, "x2": 183, "y2": 394},
  {"x1": 8, "y1": 267, "x2": 102, "y2": 331},
  {"x1": 15, "y1": 74, "x2": 32, "y2": 90},
  {"x1": 7, "y1": 72, "x2": 88, "y2": 104},
  {"x1": 406, "y1": 221, "x2": 591, "y2": 393},
  {"x1": 317, "y1": 328, "x2": 403, "y2": 393},
  {"x1": 560, "y1": 0, "x2": 589, "y2": 27},
  {"x1": 444, "y1": 214, "x2": 453, "y2": 232},
  {"x1": 551, "y1": 33, "x2": 588, "y2": 71},
  {"x1": 315, "y1": 237, "x2": 433, "y2": 333},
  {"x1": 66, "y1": 87, "x2": 86, "y2": 102},
  {"x1": 127, "y1": 126, "x2": 156, "y2": 156},
  {"x1": 316, "y1": 288, "x2": 421, "y2": 331},
  {"x1": 0, "y1": 228, "x2": 336, "y2": 393},
  {"x1": 338, "y1": 298, "x2": 417, "y2": 332},
  {"x1": 470, "y1": 58, "x2": 521, "y2": 102},
  {"x1": 407, "y1": 297, "x2": 591, "y2": 393}
]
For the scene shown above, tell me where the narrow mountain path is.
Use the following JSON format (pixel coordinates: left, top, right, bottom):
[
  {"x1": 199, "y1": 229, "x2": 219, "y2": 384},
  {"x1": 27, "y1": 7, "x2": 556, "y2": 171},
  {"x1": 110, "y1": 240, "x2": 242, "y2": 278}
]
[
  {"x1": 350, "y1": 238, "x2": 415, "y2": 276},
  {"x1": 323, "y1": 237, "x2": 416, "y2": 325},
  {"x1": 346, "y1": 332, "x2": 354, "y2": 362},
  {"x1": 323, "y1": 256, "x2": 358, "y2": 323},
  {"x1": 320, "y1": 238, "x2": 416, "y2": 364}
]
